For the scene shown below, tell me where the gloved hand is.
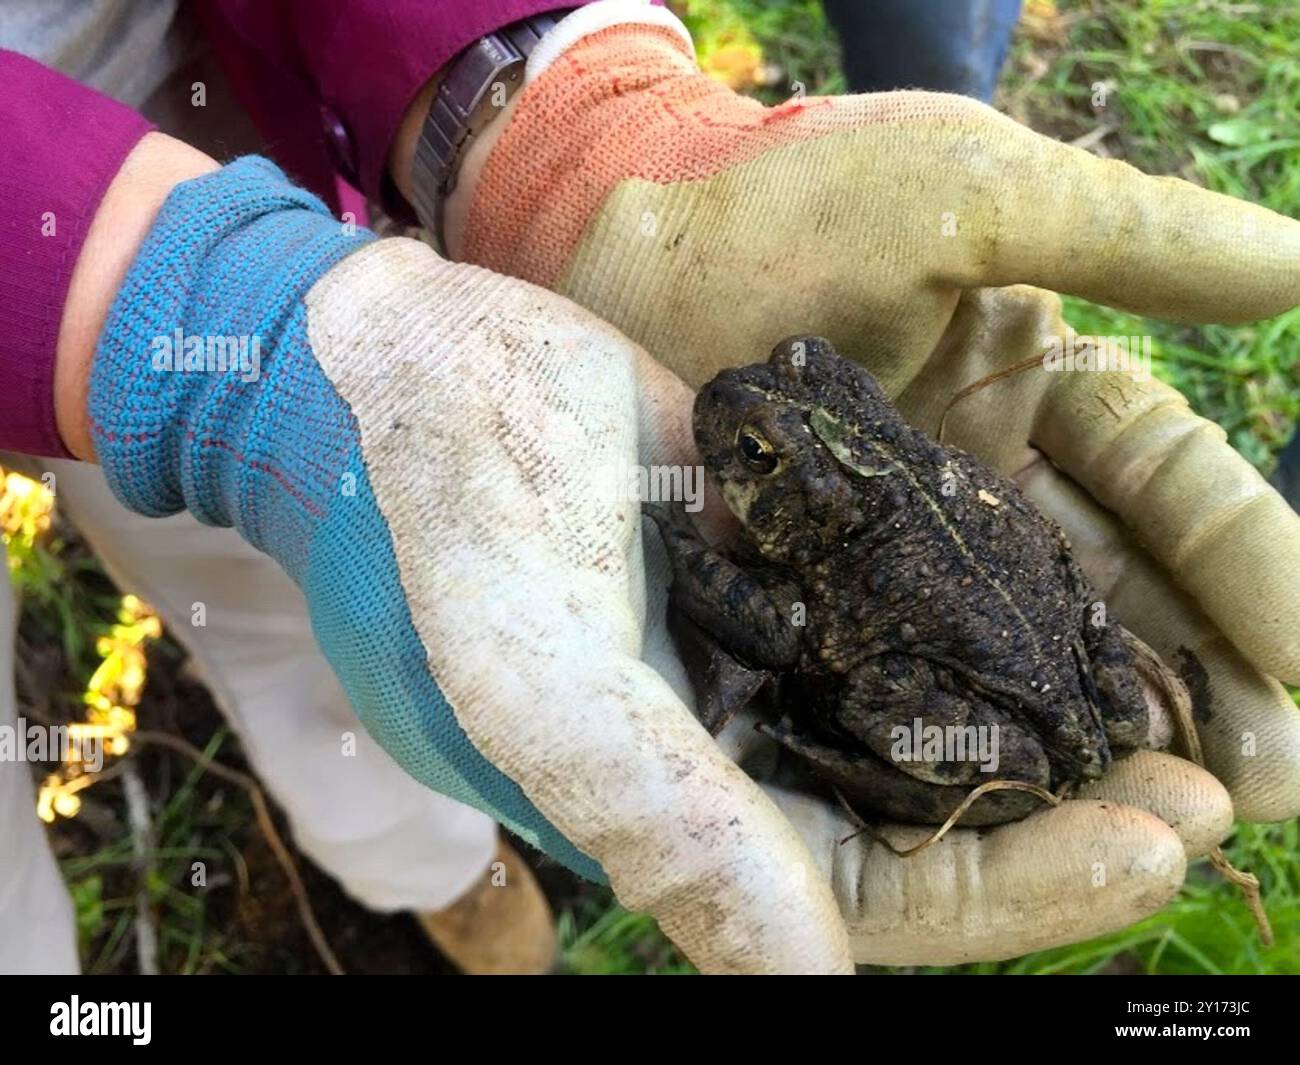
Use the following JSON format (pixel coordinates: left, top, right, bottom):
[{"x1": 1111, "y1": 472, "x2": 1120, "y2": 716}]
[
  {"x1": 445, "y1": 1, "x2": 1300, "y2": 961},
  {"x1": 86, "y1": 156, "x2": 857, "y2": 974}
]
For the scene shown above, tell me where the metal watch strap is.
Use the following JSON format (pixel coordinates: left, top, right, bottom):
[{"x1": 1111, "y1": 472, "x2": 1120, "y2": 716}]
[{"x1": 411, "y1": 10, "x2": 573, "y2": 254}]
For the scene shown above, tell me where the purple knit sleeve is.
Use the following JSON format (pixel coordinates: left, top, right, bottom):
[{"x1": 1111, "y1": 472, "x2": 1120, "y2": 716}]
[
  {"x1": 201, "y1": 1, "x2": 616, "y2": 208},
  {"x1": 0, "y1": 50, "x2": 154, "y2": 458}
]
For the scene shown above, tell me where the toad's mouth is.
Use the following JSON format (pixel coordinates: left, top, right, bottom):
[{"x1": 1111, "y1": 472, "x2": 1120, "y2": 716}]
[{"x1": 718, "y1": 478, "x2": 760, "y2": 525}]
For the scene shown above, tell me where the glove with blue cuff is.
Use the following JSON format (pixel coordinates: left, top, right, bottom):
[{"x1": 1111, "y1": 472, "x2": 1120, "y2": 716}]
[{"x1": 85, "y1": 156, "x2": 853, "y2": 974}]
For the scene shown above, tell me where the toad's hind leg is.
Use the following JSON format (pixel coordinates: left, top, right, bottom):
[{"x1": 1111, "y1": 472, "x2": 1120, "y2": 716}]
[
  {"x1": 669, "y1": 610, "x2": 771, "y2": 735},
  {"x1": 1082, "y1": 619, "x2": 1150, "y2": 750},
  {"x1": 758, "y1": 721, "x2": 1047, "y2": 827},
  {"x1": 838, "y1": 655, "x2": 1050, "y2": 788},
  {"x1": 1059, "y1": 548, "x2": 1149, "y2": 752}
]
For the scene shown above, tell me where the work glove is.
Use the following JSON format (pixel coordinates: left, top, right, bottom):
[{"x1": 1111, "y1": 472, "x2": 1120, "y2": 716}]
[
  {"x1": 87, "y1": 156, "x2": 857, "y2": 974},
  {"x1": 450, "y1": 1, "x2": 1300, "y2": 962}
]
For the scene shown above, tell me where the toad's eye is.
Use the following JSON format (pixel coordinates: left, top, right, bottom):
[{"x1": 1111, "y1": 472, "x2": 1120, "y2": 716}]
[{"x1": 737, "y1": 428, "x2": 778, "y2": 474}]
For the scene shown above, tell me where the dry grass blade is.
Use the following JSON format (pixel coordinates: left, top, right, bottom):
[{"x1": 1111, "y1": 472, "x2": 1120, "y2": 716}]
[
  {"x1": 935, "y1": 353, "x2": 1047, "y2": 443},
  {"x1": 1134, "y1": 632, "x2": 1276, "y2": 947},
  {"x1": 833, "y1": 779, "x2": 1061, "y2": 858}
]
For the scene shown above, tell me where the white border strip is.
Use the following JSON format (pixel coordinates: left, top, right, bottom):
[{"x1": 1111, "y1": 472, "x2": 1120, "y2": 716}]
[{"x1": 525, "y1": 0, "x2": 696, "y2": 83}]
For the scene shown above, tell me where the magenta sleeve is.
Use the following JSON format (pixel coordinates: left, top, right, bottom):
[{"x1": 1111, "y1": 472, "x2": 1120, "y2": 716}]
[
  {"x1": 0, "y1": 50, "x2": 154, "y2": 458},
  {"x1": 200, "y1": 1, "x2": 609, "y2": 211}
]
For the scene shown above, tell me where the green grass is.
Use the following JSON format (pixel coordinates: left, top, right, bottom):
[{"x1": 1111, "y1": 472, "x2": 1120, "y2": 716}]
[
  {"x1": 674, "y1": 0, "x2": 846, "y2": 102},
  {"x1": 559, "y1": 898, "x2": 695, "y2": 975},
  {"x1": 998, "y1": 0, "x2": 1300, "y2": 472},
  {"x1": 62, "y1": 727, "x2": 256, "y2": 975},
  {"x1": 7, "y1": 524, "x2": 120, "y2": 689}
]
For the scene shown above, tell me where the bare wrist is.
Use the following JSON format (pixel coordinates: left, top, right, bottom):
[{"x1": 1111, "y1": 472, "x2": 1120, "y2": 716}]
[{"x1": 54, "y1": 132, "x2": 217, "y2": 461}]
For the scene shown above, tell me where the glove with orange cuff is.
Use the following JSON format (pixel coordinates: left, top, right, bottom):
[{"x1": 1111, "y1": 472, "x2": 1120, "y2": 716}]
[{"x1": 444, "y1": 0, "x2": 1300, "y2": 963}]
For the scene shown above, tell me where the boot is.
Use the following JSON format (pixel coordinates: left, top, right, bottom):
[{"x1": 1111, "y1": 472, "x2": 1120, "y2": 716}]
[{"x1": 416, "y1": 839, "x2": 557, "y2": 974}]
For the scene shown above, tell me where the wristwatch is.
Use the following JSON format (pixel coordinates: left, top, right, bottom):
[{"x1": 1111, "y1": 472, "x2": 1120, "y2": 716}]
[{"x1": 410, "y1": 9, "x2": 575, "y2": 255}]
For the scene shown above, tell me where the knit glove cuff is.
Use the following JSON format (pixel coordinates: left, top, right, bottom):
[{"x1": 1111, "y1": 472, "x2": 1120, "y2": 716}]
[{"x1": 89, "y1": 157, "x2": 373, "y2": 550}]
